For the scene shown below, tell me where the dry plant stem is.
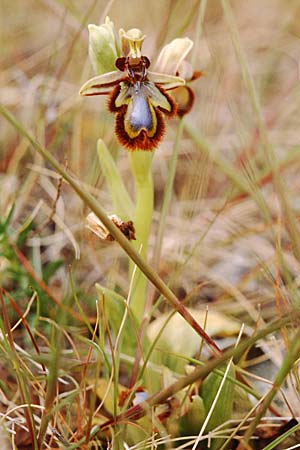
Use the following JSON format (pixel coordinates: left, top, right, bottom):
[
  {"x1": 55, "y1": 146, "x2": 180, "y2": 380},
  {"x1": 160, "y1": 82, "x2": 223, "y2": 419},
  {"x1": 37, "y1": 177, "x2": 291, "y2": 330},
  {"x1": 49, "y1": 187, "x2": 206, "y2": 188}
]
[
  {"x1": 38, "y1": 303, "x2": 69, "y2": 445},
  {"x1": 37, "y1": 331, "x2": 60, "y2": 446},
  {"x1": 84, "y1": 302, "x2": 100, "y2": 446},
  {"x1": 0, "y1": 104, "x2": 220, "y2": 354},
  {"x1": 128, "y1": 151, "x2": 154, "y2": 323},
  {"x1": 4, "y1": 289, "x2": 45, "y2": 373},
  {"x1": 221, "y1": 0, "x2": 300, "y2": 260},
  {"x1": 99, "y1": 307, "x2": 300, "y2": 430},
  {"x1": 190, "y1": 0, "x2": 207, "y2": 67},
  {"x1": 241, "y1": 327, "x2": 300, "y2": 446}
]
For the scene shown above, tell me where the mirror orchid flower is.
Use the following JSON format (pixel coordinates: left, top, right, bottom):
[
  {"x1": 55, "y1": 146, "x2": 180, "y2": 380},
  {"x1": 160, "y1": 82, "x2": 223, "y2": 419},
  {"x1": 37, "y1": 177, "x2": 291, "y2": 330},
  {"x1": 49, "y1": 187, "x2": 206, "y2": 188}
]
[{"x1": 80, "y1": 18, "x2": 199, "y2": 151}]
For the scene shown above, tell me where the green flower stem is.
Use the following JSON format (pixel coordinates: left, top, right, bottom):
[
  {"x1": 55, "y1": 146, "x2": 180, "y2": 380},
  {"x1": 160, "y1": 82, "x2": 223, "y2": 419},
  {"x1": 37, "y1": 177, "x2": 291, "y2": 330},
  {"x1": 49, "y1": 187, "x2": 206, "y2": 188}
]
[{"x1": 128, "y1": 151, "x2": 154, "y2": 322}]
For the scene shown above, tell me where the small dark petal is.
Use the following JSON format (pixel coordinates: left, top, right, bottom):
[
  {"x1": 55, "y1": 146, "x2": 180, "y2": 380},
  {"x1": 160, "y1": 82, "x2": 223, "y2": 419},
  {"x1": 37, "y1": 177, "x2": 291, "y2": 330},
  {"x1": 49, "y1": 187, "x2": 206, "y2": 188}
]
[
  {"x1": 116, "y1": 56, "x2": 150, "y2": 73},
  {"x1": 142, "y1": 56, "x2": 151, "y2": 69},
  {"x1": 115, "y1": 57, "x2": 127, "y2": 71}
]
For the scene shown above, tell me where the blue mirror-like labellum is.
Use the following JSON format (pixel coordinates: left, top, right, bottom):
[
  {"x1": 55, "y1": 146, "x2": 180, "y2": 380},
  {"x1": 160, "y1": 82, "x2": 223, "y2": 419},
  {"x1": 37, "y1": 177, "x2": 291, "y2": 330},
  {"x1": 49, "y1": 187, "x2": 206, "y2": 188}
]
[
  {"x1": 108, "y1": 80, "x2": 176, "y2": 150},
  {"x1": 129, "y1": 88, "x2": 153, "y2": 132}
]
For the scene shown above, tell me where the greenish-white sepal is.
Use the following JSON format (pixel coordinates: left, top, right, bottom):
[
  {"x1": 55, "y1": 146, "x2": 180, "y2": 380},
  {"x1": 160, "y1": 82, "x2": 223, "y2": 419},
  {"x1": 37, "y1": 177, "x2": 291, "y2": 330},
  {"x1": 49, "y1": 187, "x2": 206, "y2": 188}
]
[
  {"x1": 79, "y1": 71, "x2": 125, "y2": 96},
  {"x1": 147, "y1": 71, "x2": 185, "y2": 90},
  {"x1": 88, "y1": 18, "x2": 119, "y2": 75}
]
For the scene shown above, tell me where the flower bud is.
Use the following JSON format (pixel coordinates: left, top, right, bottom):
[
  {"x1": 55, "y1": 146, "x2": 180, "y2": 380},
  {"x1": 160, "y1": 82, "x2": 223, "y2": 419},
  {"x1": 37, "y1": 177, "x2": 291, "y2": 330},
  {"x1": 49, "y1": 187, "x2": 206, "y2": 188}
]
[{"x1": 88, "y1": 17, "x2": 119, "y2": 75}]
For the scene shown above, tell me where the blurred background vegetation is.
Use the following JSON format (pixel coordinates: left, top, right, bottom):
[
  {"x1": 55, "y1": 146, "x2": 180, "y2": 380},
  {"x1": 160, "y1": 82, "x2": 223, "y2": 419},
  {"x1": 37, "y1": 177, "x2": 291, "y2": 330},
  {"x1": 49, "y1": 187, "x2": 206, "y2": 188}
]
[
  {"x1": 2, "y1": 0, "x2": 300, "y2": 315},
  {"x1": 1, "y1": 0, "x2": 300, "y2": 448}
]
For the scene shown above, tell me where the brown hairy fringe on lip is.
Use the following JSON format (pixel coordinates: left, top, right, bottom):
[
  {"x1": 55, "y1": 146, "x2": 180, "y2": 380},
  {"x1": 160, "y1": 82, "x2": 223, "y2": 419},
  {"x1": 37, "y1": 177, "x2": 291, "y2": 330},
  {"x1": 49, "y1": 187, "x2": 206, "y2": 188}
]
[{"x1": 107, "y1": 83, "x2": 177, "y2": 151}]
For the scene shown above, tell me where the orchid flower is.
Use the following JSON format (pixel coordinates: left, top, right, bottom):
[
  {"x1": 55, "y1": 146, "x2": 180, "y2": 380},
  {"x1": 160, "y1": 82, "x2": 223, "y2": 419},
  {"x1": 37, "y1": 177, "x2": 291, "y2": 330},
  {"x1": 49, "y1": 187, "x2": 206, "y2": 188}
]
[{"x1": 80, "y1": 18, "x2": 199, "y2": 150}]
